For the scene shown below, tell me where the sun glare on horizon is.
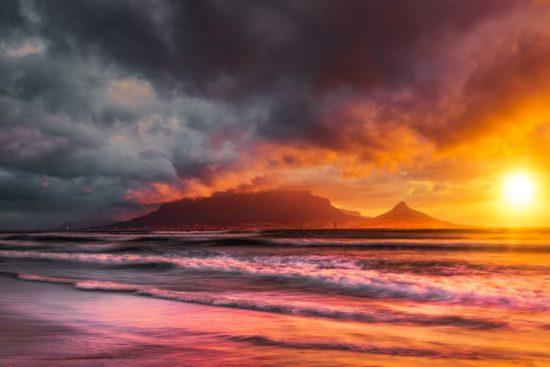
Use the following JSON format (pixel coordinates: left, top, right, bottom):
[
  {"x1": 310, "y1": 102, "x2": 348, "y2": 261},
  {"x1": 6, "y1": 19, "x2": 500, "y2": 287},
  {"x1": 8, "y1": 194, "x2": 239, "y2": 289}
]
[{"x1": 502, "y1": 171, "x2": 537, "y2": 209}]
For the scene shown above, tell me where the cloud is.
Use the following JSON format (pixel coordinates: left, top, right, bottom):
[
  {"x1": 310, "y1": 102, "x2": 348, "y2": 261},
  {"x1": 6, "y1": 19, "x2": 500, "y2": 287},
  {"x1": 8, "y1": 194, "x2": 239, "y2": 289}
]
[
  {"x1": 0, "y1": 0, "x2": 549, "y2": 228},
  {"x1": 2, "y1": 38, "x2": 45, "y2": 58}
]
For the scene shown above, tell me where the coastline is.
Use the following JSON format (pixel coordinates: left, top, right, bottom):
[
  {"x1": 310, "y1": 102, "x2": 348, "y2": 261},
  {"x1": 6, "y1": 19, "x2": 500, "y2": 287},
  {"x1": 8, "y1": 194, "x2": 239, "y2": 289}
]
[
  {"x1": 1, "y1": 230, "x2": 549, "y2": 367},
  {"x1": 0, "y1": 276, "x2": 388, "y2": 367}
]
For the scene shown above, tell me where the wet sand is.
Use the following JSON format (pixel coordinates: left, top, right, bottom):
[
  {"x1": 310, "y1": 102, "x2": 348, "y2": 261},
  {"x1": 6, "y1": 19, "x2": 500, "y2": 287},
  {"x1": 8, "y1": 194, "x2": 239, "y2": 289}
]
[
  {"x1": 2, "y1": 276, "x2": 549, "y2": 367},
  {"x1": 0, "y1": 277, "x2": 394, "y2": 367},
  {"x1": 1, "y1": 230, "x2": 550, "y2": 366}
]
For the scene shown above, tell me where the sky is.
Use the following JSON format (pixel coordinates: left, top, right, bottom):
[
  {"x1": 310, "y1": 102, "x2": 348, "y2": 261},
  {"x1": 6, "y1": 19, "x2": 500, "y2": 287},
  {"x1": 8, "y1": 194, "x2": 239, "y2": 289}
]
[{"x1": 1, "y1": 0, "x2": 549, "y2": 229}]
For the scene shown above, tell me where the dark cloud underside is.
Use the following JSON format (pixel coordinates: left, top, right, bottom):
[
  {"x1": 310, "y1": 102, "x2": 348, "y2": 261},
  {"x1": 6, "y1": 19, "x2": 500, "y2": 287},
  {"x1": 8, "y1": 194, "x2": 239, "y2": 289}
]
[{"x1": 0, "y1": 0, "x2": 548, "y2": 229}]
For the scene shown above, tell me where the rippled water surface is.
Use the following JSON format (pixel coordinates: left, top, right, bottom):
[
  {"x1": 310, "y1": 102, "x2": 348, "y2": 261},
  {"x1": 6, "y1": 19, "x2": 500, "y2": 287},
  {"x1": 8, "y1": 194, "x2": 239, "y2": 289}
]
[{"x1": 1, "y1": 229, "x2": 549, "y2": 366}]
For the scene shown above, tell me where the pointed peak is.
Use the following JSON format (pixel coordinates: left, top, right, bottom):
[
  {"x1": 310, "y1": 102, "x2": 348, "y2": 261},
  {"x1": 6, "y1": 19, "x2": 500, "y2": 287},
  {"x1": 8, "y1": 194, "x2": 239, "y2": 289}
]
[{"x1": 394, "y1": 201, "x2": 409, "y2": 210}]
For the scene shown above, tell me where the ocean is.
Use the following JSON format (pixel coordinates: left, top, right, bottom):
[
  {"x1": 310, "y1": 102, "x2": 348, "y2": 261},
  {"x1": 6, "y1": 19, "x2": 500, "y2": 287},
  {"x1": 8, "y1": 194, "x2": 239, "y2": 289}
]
[{"x1": 0, "y1": 229, "x2": 549, "y2": 366}]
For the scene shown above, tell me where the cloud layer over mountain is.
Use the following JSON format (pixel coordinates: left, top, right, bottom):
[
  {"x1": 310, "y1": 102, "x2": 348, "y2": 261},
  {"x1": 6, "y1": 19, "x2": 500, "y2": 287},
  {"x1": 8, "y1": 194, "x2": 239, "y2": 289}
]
[{"x1": 1, "y1": 0, "x2": 549, "y2": 228}]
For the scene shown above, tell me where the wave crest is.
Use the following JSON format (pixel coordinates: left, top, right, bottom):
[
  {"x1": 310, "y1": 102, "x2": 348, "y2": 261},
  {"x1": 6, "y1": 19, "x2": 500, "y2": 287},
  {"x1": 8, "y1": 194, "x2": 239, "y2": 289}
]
[
  {"x1": 8, "y1": 272, "x2": 511, "y2": 330},
  {"x1": 2, "y1": 250, "x2": 548, "y2": 311}
]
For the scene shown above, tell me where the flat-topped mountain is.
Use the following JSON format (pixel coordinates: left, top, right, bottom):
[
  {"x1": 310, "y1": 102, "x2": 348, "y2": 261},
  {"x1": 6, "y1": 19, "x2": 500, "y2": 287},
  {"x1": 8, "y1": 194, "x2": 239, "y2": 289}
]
[
  {"x1": 113, "y1": 190, "x2": 360, "y2": 229},
  {"x1": 109, "y1": 191, "x2": 456, "y2": 229}
]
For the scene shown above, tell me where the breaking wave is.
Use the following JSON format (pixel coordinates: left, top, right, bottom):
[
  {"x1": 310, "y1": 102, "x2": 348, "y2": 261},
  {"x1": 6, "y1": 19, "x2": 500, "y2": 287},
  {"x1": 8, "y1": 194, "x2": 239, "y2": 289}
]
[
  {"x1": 11, "y1": 272, "x2": 506, "y2": 329},
  {"x1": 260, "y1": 237, "x2": 550, "y2": 252},
  {"x1": 0, "y1": 231, "x2": 260, "y2": 244},
  {"x1": 2, "y1": 250, "x2": 548, "y2": 310}
]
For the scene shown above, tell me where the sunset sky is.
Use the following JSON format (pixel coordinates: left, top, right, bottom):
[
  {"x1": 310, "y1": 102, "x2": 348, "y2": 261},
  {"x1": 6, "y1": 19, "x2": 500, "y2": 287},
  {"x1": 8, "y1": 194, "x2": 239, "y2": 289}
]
[{"x1": 1, "y1": 0, "x2": 549, "y2": 229}]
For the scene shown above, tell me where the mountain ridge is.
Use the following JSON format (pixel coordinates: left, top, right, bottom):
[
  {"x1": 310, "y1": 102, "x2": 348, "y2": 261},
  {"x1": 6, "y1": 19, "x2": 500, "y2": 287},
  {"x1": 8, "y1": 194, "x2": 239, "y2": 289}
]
[{"x1": 108, "y1": 190, "x2": 456, "y2": 229}]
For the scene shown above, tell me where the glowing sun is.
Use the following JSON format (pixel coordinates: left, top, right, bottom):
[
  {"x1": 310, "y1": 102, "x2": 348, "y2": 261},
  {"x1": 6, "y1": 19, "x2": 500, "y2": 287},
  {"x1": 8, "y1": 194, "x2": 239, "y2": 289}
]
[{"x1": 502, "y1": 171, "x2": 536, "y2": 208}]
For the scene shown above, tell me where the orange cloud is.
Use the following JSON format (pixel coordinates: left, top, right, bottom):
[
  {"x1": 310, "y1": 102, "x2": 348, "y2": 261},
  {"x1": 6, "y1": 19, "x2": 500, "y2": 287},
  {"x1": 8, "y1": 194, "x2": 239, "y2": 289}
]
[{"x1": 122, "y1": 1, "x2": 550, "y2": 227}]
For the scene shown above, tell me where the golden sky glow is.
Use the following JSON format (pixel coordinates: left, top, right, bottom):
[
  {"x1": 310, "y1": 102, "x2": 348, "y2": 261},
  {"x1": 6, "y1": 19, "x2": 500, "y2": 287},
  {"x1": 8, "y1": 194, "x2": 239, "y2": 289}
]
[
  {"x1": 2, "y1": 0, "x2": 550, "y2": 229},
  {"x1": 502, "y1": 171, "x2": 536, "y2": 209}
]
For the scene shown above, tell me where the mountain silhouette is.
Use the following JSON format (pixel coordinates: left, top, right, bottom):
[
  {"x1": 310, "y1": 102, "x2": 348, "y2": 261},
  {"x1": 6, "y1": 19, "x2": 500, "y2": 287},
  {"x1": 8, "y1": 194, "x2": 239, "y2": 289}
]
[
  {"x1": 370, "y1": 201, "x2": 455, "y2": 228},
  {"x1": 109, "y1": 191, "x2": 455, "y2": 229},
  {"x1": 113, "y1": 190, "x2": 360, "y2": 229}
]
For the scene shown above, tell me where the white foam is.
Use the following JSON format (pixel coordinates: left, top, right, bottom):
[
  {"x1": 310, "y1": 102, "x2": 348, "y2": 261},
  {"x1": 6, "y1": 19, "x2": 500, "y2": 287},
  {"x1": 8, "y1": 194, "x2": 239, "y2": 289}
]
[
  {"x1": 17, "y1": 272, "x2": 75, "y2": 284},
  {"x1": 12, "y1": 272, "x2": 505, "y2": 329},
  {"x1": 3, "y1": 250, "x2": 549, "y2": 310}
]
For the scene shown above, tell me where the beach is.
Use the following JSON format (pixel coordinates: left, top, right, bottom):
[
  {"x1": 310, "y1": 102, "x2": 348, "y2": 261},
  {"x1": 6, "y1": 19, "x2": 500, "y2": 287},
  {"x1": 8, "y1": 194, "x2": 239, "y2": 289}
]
[{"x1": 1, "y1": 230, "x2": 549, "y2": 366}]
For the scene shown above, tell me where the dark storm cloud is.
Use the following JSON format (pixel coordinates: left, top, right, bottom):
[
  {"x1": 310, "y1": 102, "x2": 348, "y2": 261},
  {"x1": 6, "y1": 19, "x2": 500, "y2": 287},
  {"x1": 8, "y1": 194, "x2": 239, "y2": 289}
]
[
  {"x1": 26, "y1": 0, "x2": 519, "y2": 95},
  {"x1": 0, "y1": 0, "x2": 546, "y2": 229}
]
